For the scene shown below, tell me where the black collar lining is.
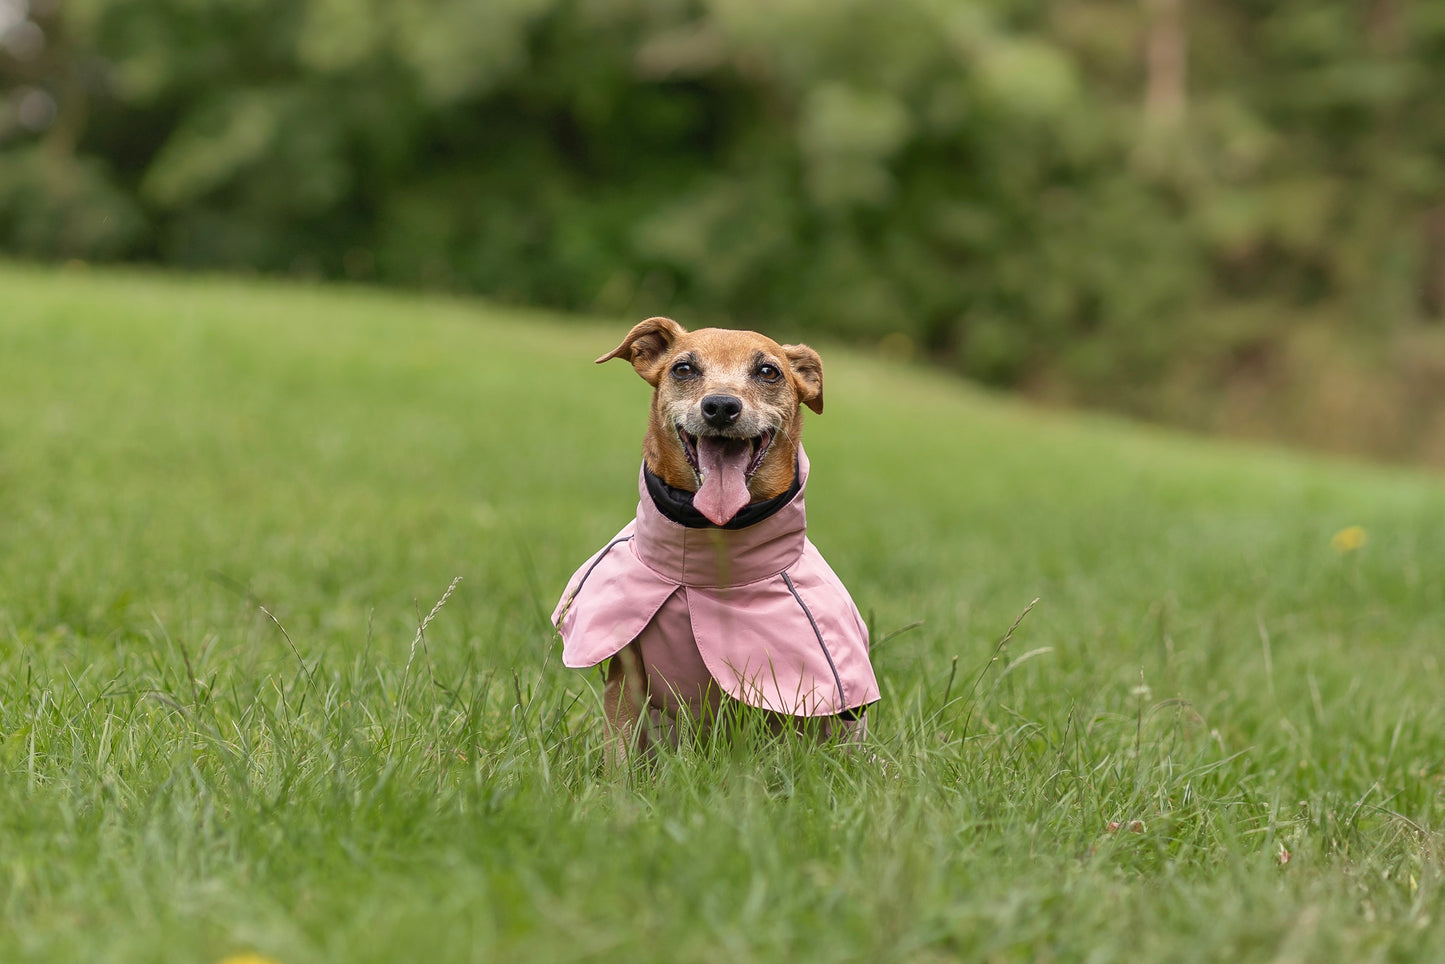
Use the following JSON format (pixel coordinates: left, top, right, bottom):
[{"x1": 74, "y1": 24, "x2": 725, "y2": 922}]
[{"x1": 643, "y1": 465, "x2": 801, "y2": 530}]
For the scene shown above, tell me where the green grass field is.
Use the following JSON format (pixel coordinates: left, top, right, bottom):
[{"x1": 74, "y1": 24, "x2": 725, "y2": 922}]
[{"x1": 2, "y1": 262, "x2": 1442, "y2": 962}]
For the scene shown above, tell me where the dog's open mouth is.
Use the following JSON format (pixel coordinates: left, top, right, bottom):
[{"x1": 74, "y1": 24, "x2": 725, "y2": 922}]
[
  {"x1": 677, "y1": 427, "x2": 774, "y2": 478},
  {"x1": 676, "y1": 426, "x2": 775, "y2": 525}
]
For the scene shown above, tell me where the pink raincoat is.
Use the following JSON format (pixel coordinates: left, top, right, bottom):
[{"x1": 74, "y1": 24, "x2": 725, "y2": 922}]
[{"x1": 553, "y1": 448, "x2": 878, "y2": 718}]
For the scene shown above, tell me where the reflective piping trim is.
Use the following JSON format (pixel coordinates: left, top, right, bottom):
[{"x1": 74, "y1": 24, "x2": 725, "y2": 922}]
[
  {"x1": 560, "y1": 536, "x2": 632, "y2": 620},
  {"x1": 781, "y1": 570, "x2": 847, "y2": 711}
]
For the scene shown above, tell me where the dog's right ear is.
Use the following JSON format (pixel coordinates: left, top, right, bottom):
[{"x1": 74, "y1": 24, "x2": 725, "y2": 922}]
[{"x1": 595, "y1": 316, "x2": 686, "y2": 385}]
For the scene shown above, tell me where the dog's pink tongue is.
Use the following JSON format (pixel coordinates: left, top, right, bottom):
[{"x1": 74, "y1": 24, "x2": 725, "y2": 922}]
[{"x1": 694, "y1": 436, "x2": 752, "y2": 526}]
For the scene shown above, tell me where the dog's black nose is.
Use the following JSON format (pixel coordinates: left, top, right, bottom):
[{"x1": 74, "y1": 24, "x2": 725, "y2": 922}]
[{"x1": 701, "y1": 394, "x2": 743, "y2": 428}]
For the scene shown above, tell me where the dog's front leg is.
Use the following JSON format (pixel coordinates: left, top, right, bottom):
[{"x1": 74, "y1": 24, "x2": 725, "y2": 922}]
[{"x1": 602, "y1": 642, "x2": 653, "y2": 771}]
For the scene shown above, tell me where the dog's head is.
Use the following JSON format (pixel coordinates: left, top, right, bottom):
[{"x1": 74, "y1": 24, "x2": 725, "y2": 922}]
[{"x1": 597, "y1": 316, "x2": 823, "y2": 526}]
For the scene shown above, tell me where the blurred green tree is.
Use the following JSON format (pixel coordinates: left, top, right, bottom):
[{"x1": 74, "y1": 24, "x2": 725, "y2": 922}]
[{"x1": 2, "y1": 0, "x2": 1443, "y2": 439}]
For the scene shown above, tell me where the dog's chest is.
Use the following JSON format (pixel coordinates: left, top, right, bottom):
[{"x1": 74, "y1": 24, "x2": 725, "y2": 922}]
[{"x1": 633, "y1": 589, "x2": 719, "y2": 717}]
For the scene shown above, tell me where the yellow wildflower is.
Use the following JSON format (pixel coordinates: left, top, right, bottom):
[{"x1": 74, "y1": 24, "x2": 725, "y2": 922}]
[{"x1": 1331, "y1": 526, "x2": 1367, "y2": 553}]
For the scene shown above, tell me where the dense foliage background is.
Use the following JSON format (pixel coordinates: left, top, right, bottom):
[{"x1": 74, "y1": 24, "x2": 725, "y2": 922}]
[{"x1": 3, "y1": 0, "x2": 1445, "y2": 459}]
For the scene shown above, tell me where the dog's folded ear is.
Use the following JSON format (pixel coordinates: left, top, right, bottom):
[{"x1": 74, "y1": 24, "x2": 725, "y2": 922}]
[
  {"x1": 596, "y1": 316, "x2": 686, "y2": 385},
  {"x1": 782, "y1": 344, "x2": 824, "y2": 414}
]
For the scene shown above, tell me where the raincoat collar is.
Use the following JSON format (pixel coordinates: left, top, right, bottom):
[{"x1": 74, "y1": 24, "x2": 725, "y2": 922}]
[
  {"x1": 632, "y1": 447, "x2": 810, "y2": 590},
  {"x1": 643, "y1": 464, "x2": 801, "y2": 529}
]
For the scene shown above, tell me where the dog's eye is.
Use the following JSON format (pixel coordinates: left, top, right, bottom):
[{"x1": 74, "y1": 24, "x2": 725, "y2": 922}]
[
  {"x1": 671, "y1": 361, "x2": 695, "y2": 379},
  {"x1": 756, "y1": 364, "x2": 782, "y2": 383}
]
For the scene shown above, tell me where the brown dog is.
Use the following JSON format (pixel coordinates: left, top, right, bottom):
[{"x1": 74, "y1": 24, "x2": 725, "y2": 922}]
[{"x1": 553, "y1": 317, "x2": 878, "y2": 764}]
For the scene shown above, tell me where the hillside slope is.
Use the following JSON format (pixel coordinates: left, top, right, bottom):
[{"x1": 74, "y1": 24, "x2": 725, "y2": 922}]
[{"x1": 1, "y1": 263, "x2": 1442, "y2": 962}]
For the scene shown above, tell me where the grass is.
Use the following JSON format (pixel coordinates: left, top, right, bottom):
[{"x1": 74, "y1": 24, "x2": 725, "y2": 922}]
[{"x1": 1, "y1": 261, "x2": 1442, "y2": 963}]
